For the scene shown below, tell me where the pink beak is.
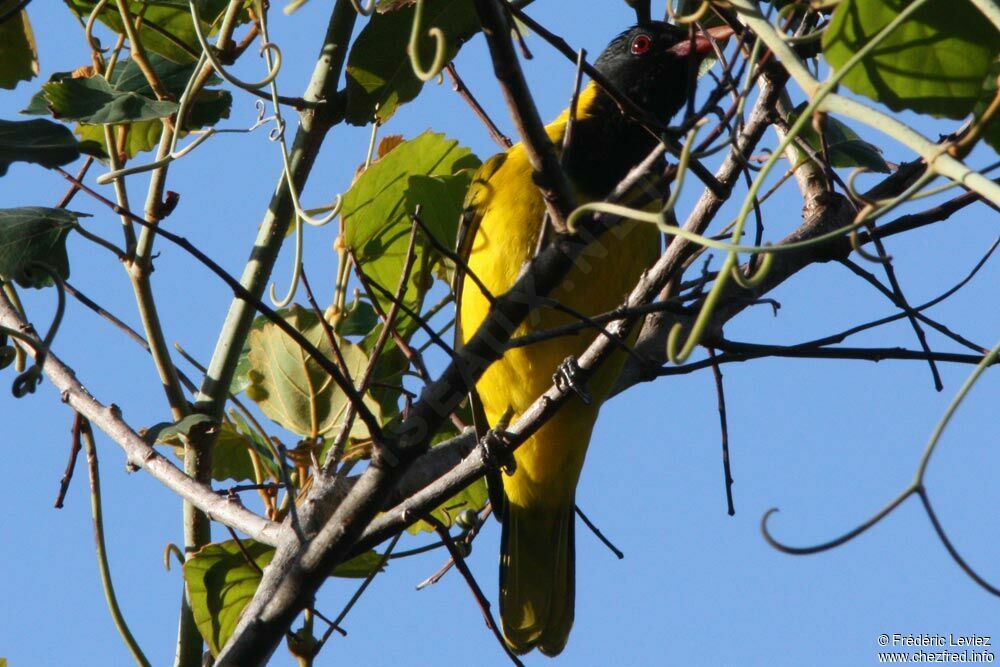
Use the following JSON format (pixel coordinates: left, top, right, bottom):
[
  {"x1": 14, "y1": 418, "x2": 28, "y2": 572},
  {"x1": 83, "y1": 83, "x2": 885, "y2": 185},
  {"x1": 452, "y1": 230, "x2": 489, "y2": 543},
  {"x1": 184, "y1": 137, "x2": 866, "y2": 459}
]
[{"x1": 667, "y1": 25, "x2": 735, "y2": 58}]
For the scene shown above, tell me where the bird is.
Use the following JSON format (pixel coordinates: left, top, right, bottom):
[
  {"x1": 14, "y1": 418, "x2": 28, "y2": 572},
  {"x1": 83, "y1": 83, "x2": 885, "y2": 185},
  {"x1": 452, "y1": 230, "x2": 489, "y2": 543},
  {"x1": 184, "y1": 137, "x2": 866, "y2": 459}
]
[{"x1": 456, "y1": 21, "x2": 730, "y2": 656}]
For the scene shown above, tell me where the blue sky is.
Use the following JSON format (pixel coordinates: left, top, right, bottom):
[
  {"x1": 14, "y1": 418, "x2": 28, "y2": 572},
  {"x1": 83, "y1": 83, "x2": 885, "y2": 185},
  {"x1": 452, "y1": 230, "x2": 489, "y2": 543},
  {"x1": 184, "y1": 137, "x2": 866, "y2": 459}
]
[{"x1": 1, "y1": 2, "x2": 998, "y2": 666}]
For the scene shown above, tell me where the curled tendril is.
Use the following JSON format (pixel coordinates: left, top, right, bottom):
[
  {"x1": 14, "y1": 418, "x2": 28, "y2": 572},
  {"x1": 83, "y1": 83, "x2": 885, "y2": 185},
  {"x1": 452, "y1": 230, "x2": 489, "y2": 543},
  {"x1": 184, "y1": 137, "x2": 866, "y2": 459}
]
[
  {"x1": 12, "y1": 366, "x2": 43, "y2": 398},
  {"x1": 844, "y1": 166, "x2": 882, "y2": 207},
  {"x1": 773, "y1": 2, "x2": 828, "y2": 44},
  {"x1": 663, "y1": 119, "x2": 707, "y2": 216},
  {"x1": 762, "y1": 341, "x2": 1000, "y2": 596},
  {"x1": 85, "y1": 0, "x2": 112, "y2": 54},
  {"x1": 691, "y1": 135, "x2": 735, "y2": 162},
  {"x1": 98, "y1": 0, "x2": 283, "y2": 185},
  {"x1": 189, "y1": 0, "x2": 282, "y2": 91},
  {"x1": 163, "y1": 543, "x2": 185, "y2": 571},
  {"x1": 666, "y1": 0, "x2": 710, "y2": 24},
  {"x1": 408, "y1": 0, "x2": 447, "y2": 82},
  {"x1": 249, "y1": 1, "x2": 341, "y2": 307},
  {"x1": 96, "y1": 130, "x2": 216, "y2": 184},
  {"x1": 268, "y1": 216, "x2": 304, "y2": 307},
  {"x1": 850, "y1": 229, "x2": 890, "y2": 265},
  {"x1": 11, "y1": 263, "x2": 65, "y2": 398},
  {"x1": 760, "y1": 493, "x2": 908, "y2": 556},
  {"x1": 0, "y1": 324, "x2": 41, "y2": 354},
  {"x1": 567, "y1": 201, "x2": 887, "y2": 263},
  {"x1": 250, "y1": 99, "x2": 277, "y2": 132},
  {"x1": 729, "y1": 249, "x2": 774, "y2": 288},
  {"x1": 267, "y1": 115, "x2": 286, "y2": 142},
  {"x1": 782, "y1": 25, "x2": 828, "y2": 45}
]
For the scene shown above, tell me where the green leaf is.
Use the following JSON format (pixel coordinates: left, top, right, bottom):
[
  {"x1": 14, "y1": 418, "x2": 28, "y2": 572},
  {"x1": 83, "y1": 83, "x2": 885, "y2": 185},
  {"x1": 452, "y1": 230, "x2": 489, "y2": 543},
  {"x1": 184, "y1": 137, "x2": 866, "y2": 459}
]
[
  {"x1": 230, "y1": 313, "x2": 272, "y2": 395},
  {"x1": 341, "y1": 131, "x2": 479, "y2": 336},
  {"x1": 972, "y1": 58, "x2": 1000, "y2": 153},
  {"x1": 73, "y1": 120, "x2": 159, "y2": 159},
  {"x1": 21, "y1": 76, "x2": 59, "y2": 116},
  {"x1": 228, "y1": 409, "x2": 281, "y2": 480},
  {"x1": 331, "y1": 549, "x2": 385, "y2": 578},
  {"x1": 62, "y1": 0, "x2": 247, "y2": 64},
  {"x1": 0, "y1": 207, "x2": 76, "y2": 288},
  {"x1": 184, "y1": 539, "x2": 275, "y2": 657},
  {"x1": 407, "y1": 476, "x2": 488, "y2": 534},
  {"x1": 0, "y1": 1, "x2": 38, "y2": 90},
  {"x1": 785, "y1": 104, "x2": 890, "y2": 172},
  {"x1": 404, "y1": 172, "x2": 474, "y2": 282},
  {"x1": 407, "y1": 419, "x2": 487, "y2": 534},
  {"x1": 185, "y1": 539, "x2": 384, "y2": 655},
  {"x1": 210, "y1": 421, "x2": 260, "y2": 482},
  {"x1": 246, "y1": 305, "x2": 381, "y2": 441},
  {"x1": 149, "y1": 413, "x2": 217, "y2": 446},
  {"x1": 823, "y1": 0, "x2": 1000, "y2": 118},
  {"x1": 344, "y1": 0, "x2": 481, "y2": 125},
  {"x1": 147, "y1": 414, "x2": 259, "y2": 482},
  {"x1": 336, "y1": 299, "x2": 380, "y2": 337},
  {"x1": 0, "y1": 119, "x2": 96, "y2": 176},
  {"x1": 360, "y1": 333, "x2": 406, "y2": 421},
  {"x1": 41, "y1": 75, "x2": 179, "y2": 124},
  {"x1": 25, "y1": 55, "x2": 231, "y2": 158}
]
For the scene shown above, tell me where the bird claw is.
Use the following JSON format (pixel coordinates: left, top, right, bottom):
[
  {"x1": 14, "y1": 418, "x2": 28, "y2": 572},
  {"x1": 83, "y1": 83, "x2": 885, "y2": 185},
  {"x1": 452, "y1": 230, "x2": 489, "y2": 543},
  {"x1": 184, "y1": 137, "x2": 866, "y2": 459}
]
[
  {"x1": 479, "y1": 428, "x2": 517, "y2": 476},
  {"x1": 553, "y1": 356, "x2": 592, "y2": 404}
]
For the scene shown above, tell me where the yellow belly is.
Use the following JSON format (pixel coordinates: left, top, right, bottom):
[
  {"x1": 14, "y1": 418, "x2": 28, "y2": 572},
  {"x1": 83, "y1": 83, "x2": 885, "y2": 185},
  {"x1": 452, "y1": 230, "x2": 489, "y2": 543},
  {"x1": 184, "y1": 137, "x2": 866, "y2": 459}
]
[{"x1": 459, "y1": 128, "x2": 659, "y2": 510}]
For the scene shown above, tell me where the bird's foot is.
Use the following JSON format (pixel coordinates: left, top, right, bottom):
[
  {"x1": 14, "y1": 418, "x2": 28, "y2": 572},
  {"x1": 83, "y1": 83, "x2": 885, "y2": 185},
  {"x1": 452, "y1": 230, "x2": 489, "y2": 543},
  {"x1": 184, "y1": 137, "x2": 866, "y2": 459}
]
[
  {"x1": 480, "y1": 427, "x2": 517, "y2": 476},
  {"x1": 553, "y1": 356, "x2": 592, "y2": 404}
]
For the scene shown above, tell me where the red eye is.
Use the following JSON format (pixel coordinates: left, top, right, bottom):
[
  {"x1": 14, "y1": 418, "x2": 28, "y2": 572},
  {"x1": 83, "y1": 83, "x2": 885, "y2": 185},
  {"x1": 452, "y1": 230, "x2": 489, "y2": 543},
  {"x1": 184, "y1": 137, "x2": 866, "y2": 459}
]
[{"x1": 630, "y1": 34, "x2": 652, "y2": 55}]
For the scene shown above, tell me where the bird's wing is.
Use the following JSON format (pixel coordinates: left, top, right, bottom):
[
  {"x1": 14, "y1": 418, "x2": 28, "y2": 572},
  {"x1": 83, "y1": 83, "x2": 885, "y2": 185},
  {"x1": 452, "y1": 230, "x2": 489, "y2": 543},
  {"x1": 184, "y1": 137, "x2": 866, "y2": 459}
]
[{"x1": 454, "y1": 151, "x2": 509, "y2": 520}]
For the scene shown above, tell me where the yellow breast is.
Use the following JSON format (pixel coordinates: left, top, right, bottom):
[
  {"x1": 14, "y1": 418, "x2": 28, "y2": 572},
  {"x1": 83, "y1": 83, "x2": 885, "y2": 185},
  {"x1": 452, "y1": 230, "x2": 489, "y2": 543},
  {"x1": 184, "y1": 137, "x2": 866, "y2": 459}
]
[{"x1": 459, "y1": 85, "x2": 659, "y2": 505}]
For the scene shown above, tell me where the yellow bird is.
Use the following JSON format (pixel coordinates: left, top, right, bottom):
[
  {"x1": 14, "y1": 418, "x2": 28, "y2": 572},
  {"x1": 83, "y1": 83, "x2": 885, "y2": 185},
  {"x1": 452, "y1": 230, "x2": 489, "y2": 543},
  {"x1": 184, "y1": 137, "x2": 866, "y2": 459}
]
[{"x1": 457, "y1": 22, "x2": 725, "y2": 656}]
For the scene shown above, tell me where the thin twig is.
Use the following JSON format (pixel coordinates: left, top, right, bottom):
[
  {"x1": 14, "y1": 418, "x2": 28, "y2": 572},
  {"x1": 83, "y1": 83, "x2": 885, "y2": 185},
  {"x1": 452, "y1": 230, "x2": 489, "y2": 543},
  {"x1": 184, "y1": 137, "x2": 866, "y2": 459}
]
[
  {"x1": 839, "y1": 259, "x2": 972, "y2": 374},
  {"x1": 55, "y1": 157, "x2": 95, "y2": 209},
  {"x1": 793, "y1": 239, "x2": 998, "y2": 355},
  {"x1": 225, "y1": 526, "x2": 265, "y2": 575},
  {"x1": 867, "y1": 235, "x2": 943, "y2": 391},
  {"x1": 708, "y1": 348, "x2": 735, "y2": 516},
  {"x1": 416, "y1": 504, "x2": 492, "y2": 589},
  {"x1": 575, "y1": 505, "x2": 624, "y2": 559},
  {"x1": 63, "y1": 281, "x2": 150, "y2": 351},
  {"x1": 53, "y1": 166, "x2": 387, "y2": 445},
  {"x1": 445, "y1": 63, "x2": 511, "y2": 149},
  {"x1": 474, "y1": 0, "x2": 576, "y2": 233},
  {"x1": 321, "y1": 222, "x2": 420, "y2": 471},
  {"x1": 656, "y1": 343, "x2": 995, "y2": 377},
  {"x1": 316, "y1": 533, "x2": 401, "y2": 648},
  {"x1": 425, "y1": 515, "x2": 524, "y2": 667},
  {"x1": 54, "y1": 411, "x2": 84, "y2": 508}
]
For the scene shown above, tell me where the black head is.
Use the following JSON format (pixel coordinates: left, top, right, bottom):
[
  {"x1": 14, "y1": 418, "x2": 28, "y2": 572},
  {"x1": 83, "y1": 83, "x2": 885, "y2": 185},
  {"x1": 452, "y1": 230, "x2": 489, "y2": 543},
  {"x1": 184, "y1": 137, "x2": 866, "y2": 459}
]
[{"x1": 594, "y1": 22, "x2": 721, "y2": 123}]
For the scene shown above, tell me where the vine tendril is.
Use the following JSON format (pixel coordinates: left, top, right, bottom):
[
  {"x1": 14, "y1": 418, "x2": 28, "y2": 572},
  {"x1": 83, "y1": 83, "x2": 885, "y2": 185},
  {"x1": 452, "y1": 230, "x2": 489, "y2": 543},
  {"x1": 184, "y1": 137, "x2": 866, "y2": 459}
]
[{"x1": 408, "y1": 0, "x2": 447, "y2": 82}]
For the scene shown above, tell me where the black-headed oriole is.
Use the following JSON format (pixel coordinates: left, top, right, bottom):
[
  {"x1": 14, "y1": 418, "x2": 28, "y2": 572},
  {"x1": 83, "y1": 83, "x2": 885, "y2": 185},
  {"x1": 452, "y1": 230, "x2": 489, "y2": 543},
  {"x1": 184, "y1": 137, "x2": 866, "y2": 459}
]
[{"x1": 457, "y1": 21, "x2": 725, "y2": 656}]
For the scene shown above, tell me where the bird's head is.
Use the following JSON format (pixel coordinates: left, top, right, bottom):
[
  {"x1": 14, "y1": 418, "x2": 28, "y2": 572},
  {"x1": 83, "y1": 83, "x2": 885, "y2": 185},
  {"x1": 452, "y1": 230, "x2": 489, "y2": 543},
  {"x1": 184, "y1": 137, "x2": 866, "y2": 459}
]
[{"x1": 594, "y1": 22, "x2": 732, "y2": 122}]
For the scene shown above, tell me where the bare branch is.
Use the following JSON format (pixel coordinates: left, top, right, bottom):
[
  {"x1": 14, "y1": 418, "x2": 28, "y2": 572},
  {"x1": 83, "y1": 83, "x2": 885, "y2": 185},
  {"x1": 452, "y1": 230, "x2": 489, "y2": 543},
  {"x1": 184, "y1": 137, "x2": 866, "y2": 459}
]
[
  {"x1": 0, "y1": 291, "x2": 283, "y2": 545},
  {"x1": 473, "y1": 0, "x2": 577, "y2": 232}
]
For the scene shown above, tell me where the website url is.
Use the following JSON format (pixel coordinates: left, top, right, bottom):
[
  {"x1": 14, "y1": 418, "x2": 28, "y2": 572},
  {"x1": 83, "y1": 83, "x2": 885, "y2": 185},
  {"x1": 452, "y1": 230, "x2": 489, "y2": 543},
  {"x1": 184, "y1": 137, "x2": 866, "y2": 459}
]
[{"x1": 878, "y1": 650, "x2": 995, "y2": 663}]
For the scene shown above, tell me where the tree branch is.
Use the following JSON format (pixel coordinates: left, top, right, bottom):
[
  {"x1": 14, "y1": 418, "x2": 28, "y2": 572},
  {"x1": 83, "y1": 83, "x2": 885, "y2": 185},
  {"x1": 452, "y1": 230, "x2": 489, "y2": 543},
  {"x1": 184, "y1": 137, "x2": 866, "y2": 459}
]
[
  {"x1": 473, "y1": 0, "x2": 577, "y2": 232},
  {"x1": 0, "y1": 291, "x2": 282, "y2": 545},
  {"x1": 214, "y1": 99, "x2": 702, "y2": 667},
  {"x1": 193, "y1": 0, "x2": 357, "y2": 421}
]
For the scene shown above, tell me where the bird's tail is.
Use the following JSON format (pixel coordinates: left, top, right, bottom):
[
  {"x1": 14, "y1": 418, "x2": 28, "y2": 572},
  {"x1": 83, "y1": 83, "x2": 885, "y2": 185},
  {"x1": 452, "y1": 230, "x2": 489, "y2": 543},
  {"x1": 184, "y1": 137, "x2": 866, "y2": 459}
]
[{"x1": 499, "y1": 501, "x2": 575, "y2": 656}]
